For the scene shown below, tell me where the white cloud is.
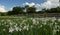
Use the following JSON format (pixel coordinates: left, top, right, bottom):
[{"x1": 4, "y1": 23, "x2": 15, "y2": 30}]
[
  {"x1": 41, "y1": 0, "x2": 59, "y2": 9},
  {"x1": 23, "y1": 0, "x2": 59, "y2": 11},
  {"x1": 0, "y1": 5, "x2": 7, "y2": 12},
  {"x1": 23, "y1": 2, "x2": 35, "y2": 7}
]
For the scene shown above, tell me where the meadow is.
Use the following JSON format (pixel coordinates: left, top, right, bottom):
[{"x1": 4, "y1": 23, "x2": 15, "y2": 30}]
[{"x1": 0, "y1": 17, "x2": 60, "y2": 35}]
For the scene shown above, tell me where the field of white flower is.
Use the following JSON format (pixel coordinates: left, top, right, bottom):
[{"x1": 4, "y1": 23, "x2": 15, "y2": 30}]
[{"x1": 0, "y1": 17, "x2": 60, "y2": 35}]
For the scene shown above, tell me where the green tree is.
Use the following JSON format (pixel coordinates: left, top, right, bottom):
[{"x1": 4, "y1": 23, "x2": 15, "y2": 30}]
[
  {"x1": 27, "y1": 6, "x2": 36, "y2": 13},
  {"x1": 24, "y1": 5, "x2": 36, "y2": 13},
  {"x1": 12, "y1": 6, "x2": 24, "y2": 14},
  {"x1": 7, "y1": 11, "x2": 12, "y2": 15},
  {"x1": 8, "y1": 6, "x2": 25, "y2": 15}
]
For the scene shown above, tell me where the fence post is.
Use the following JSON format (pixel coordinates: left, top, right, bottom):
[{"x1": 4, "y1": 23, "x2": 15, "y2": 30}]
[{"x1": 43, "y1": 13, "x2": 47, "y2": 18}]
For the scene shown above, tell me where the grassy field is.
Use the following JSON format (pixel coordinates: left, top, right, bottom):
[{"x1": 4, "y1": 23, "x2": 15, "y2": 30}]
[{"x1": 0, "y1": 17, "x2": 60, "y2": 35}]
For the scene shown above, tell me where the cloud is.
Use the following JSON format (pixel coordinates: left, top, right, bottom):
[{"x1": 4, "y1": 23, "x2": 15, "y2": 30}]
[
  {"x1": 41, "y1": 0, "x2": 59, "y2": 9},
  {"x1": 23, "y1": 2, "x2": 35, "y2": 7},
  {"x1": 23, "y1": 0, "x2": 59, "y2": 11},
  {"x1": 0, "y1": 5, "x2": 7, "y2": 12}
]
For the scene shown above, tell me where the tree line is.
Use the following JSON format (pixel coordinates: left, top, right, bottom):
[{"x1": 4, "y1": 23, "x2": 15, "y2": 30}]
[{"x1": 0, "y1": 5, "x2": 60, "y2": 16}]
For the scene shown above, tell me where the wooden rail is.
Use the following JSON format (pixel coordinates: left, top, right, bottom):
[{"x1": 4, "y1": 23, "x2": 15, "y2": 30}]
[{"x1": 0, "y1": 13, "x2": 60, "y2": 18}]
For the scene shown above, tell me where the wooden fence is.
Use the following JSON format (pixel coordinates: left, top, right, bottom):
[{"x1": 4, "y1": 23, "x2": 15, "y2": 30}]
[
  {"x1": 4, "y1": 13, "x2": 60, "y2": 18},
  {"x1": 24, "y1": 13, "x2": 60, "y2": 18}
]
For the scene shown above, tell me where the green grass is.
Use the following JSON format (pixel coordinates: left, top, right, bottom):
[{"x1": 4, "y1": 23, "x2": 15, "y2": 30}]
[{"x1": 0, "y1": 17, "x2": 60, "y2": 35}]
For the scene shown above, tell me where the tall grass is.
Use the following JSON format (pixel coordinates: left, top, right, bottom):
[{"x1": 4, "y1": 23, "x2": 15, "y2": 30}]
[{"x1": 0, "y1": 17, "x2": 60, "y2": 35}]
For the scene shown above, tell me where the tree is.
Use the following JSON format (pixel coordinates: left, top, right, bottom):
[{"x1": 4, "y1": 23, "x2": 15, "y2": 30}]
[
  {"x1": 7, "y1": 11, "x2": 13, "y2": 15},
  {"x1": 56, "y1": 7, "x2": 60, "y2": 13},
  {"x1": 11, "y1": 6, "x2": 24, "y2": 15},
  {"x1": 27, "y1": 6, "x2": 36, "y2": 13},
  {"x1": 24, "y1": 5, "x2": 36, "y2": 13}
]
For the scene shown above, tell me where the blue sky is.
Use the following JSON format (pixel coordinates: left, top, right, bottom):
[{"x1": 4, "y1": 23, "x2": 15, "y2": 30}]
[
  {"x1": 0, "y1": 0, "x2": 46, "y2": 9},
  {"x1": 0, "y1": 0, "x2": 59, "y2": 12}
]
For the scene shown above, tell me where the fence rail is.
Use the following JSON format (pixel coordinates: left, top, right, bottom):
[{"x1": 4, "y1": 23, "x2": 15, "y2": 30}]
[{"x1": 0, "y1": 13, "x2": 60, "y2": 18}]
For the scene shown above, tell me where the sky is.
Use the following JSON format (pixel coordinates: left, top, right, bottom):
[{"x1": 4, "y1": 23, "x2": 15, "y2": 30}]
[{"x1": 0, "y1": 0, "x2": 59, "y2": 12}]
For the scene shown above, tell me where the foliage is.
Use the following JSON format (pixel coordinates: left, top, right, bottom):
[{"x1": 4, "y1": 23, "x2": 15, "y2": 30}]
[
  {"x1": 42, "y1": 7, "x2": 60, "y2": 13},
  {"x1": 0, "y1": 17, "x2": 60, "y2": 35},
  {"x1": 0, "y1": 6, "x2": 60, "y2": 16},
  {"x1": 0, "y1": 12, "x2": 8, "y2": 16},
  {"x1": 8, "y1": 6, "x2": 25, "y2": 15},
  {"x1": 26, "y1": 6, "x2": 36, "y2": 13}
]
